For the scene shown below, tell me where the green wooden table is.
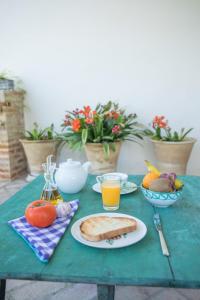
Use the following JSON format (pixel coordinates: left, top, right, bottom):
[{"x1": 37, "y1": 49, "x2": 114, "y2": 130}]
[{"x1": 0, "y1": 175, "x2": 200, "y2": 300}]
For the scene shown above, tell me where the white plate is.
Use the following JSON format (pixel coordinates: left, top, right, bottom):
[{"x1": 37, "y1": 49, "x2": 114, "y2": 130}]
[
  {"x1": 92, "y1": 181, "x2": 137, "y2": 195},
  {"x1": 71, "y1": 213, "x2": 147, "y2": 249}
]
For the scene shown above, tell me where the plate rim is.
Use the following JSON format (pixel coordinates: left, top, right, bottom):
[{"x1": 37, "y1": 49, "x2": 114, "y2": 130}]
[
  {"x1": 71, "y1": 212, "x2": 147, "y2": 249},
  {"x1": 92, "y1": 181, "x2": 137, "y2": 195}
]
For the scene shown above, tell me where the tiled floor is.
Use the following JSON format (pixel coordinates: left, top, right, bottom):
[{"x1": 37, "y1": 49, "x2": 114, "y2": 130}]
[{"x1": 1, "y1": 176, "x2": 199, "y2": 300}]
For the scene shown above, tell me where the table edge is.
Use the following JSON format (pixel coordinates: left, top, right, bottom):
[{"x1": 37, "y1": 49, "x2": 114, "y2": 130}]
[{"x1": 0, "y1": 273, "x2": 200, "y2": 289}]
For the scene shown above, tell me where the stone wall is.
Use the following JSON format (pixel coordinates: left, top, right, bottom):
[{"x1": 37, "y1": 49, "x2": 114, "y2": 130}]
[{"x1": 0, "y1": 91, "x2": 27, "y2": 180}]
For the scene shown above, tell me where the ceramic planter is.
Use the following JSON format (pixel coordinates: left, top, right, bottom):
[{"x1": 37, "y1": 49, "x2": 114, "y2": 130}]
[
  {"x1": 20, "y1": 139, "x2": 59, "y2": 176},
  {"x1": 151, "y1": 138, "x2": 196, "y2": 175},
  {"x1": 84, "y1": 142, "x2": 121, "y2": 174}
]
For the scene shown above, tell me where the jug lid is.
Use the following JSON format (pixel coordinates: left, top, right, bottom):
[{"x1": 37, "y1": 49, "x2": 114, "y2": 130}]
[{"x1": 60, "y1": 158, "x2": 81, "y2": 168}]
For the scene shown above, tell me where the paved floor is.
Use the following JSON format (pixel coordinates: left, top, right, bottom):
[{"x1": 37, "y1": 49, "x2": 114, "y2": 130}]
[{"x1": 0, "y1": 176, "x2": 199, "y2": 300}]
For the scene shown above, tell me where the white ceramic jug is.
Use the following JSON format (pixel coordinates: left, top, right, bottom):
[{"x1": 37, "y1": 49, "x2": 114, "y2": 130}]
[{"x1": 55, "y1": 159, "x2": 91, "y2": 194}]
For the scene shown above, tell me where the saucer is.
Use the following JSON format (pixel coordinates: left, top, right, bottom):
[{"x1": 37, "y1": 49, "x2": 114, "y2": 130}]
[{"x1": 92, "y1": 181, "x2": 137, "y2": 195}]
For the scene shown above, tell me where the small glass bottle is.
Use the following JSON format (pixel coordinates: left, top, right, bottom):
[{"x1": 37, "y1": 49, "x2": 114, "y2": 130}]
[{"x1": 41, "y1": 155, "x2": 63, "y2": 205}]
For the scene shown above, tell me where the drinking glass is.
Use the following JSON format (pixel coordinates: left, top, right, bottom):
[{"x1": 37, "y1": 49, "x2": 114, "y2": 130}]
[{"x1": 97, "y1": 174, "x2": 121, "y2": 211}]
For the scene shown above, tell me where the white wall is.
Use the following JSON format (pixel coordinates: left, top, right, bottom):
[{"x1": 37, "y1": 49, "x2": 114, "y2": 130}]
[{"x1": 0, "y1": 0, "x2": 200, "y2": 174}]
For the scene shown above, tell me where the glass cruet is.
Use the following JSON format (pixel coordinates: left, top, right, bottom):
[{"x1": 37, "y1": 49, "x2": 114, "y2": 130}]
[{"x1": 40, "y1": 155, "x2": 63, "y2": 205}]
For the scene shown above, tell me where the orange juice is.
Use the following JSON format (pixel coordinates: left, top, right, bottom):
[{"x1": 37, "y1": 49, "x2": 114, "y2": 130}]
[{"x1": 101, "y1": 180, "x2": 120, "y2": 210}]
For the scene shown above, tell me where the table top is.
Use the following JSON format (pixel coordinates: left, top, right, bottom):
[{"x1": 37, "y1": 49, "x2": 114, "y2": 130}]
[{"x1": 0, "y1": 175, "x2": 200, "y2": 288}]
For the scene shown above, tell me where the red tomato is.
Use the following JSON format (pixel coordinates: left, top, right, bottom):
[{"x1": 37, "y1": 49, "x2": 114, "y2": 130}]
[{"x1": 25, "y1": 200, "x2": 57, "y2": 228}]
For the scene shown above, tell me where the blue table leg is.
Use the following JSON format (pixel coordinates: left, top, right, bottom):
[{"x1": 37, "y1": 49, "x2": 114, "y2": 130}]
[
  {"x1": 97, "y1": 284, "x2": 115, "y2": 300},
  {"x1": 0, "y1": 279, "x2": 6, "y2": 300}
]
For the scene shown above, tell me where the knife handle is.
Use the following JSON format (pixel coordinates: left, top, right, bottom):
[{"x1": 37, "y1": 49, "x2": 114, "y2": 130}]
[{"x1": 158, "y1": 230, "x2": 169, "y2": 256}]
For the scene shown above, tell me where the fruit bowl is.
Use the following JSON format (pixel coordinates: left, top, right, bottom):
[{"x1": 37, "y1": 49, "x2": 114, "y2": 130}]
[{"x1": 141, "y1": 185, "x2": 183, "y2": 208}]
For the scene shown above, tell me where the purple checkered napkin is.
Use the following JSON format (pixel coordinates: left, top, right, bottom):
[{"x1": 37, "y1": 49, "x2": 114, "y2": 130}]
[{"x1": 8, "y1": 199, "x2": 79, "y2": 263}]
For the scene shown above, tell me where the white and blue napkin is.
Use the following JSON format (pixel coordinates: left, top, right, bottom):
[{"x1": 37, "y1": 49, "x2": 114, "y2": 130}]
[{"x1": 8, "y1": 199, "x2": 79, "y2": 263}]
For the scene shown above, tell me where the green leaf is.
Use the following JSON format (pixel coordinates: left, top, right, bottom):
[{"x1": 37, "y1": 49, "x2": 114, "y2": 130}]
[
  {"x1": 142, "y1": 129, "x2": 153, "y2": 137},
  {"x1": 117, "y1": 115, "x2": 124, "y2": 123},
  {"x1": 25, "y1": 122, "x2": 55, "y2": 140},
  {"x1": 102, "y1": 136, "x2": 114, "y2": 141},
  {"x1": 103, "y1": 143, "x2": 110, "y2": 160},
  {"x1": 180, "y1": 128, "x2": 193, "y2": 141},
  {"x1": 165, "y1": 128, "x2": 171, "y2": 139},
  {"x1": 95, "y1": 103, "x2": 101, "y2": 112},
  {"x1": 180, "y1": 128, "x2": 185, "y2": 137},
  {"x1": 103, "y1": 101, "x2": 112, "y2": 112},
  {"x1": 133, "y1": 133, "x2": 143, "y2": 140},
  {"x1": 173, "y1": 131, "x2": 179, "y2": 141},
  {"x1": 81, "y1": 128, "x2": 88, "y2": 145},
  {"x1": 25, "y1": 130, "x2": 34, "y2": 139},
  {"x1": 93, "y1": 137, "x2": 101, "y2": 143},
  {"x1": 94, "y1": 117, "x2": 103, "y2": 138},
  {"x1": 73, "y1": 141, "x2": 82, "y2": 150},
  {"x1": 109, "y1": 143, "x2": 116, "y2": 152}
]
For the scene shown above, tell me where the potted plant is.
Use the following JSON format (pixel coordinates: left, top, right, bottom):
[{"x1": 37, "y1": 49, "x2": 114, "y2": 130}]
[
  {"x1": 60, "y1": 101, "x2": 144, "y2": 174},
  {"x1": 20, "y1": 123, "x2": 59, "y2": 176},
  {"x1": 145, "y1": 116, "x2": 196, "y2": 174}
]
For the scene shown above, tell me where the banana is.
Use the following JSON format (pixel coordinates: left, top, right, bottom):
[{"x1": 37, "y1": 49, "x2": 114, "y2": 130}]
[
  {"x1": 174, "y1": 179, "x2": 184, "y2": 190},
  {"x1": 144, "y1": 160, "x2": 184, "y2": 190},
  {"x1": 144, "y1": 160, "x2": 160, "y2": 175}
]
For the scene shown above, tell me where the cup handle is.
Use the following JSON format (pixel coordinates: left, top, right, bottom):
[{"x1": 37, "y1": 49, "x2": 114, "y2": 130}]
[{"x1": 96, "y1": 176, "x2": 102, "y2": 184}]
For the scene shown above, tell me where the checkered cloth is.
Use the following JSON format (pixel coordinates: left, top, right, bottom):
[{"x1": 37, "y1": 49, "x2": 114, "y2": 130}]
[{"x1": 8, "y1": 199, "x2": 79, "y2": 263}]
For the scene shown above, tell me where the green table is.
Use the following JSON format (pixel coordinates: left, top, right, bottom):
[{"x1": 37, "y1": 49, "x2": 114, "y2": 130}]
[{"x1": 0, "y1": 175, "x2": 200, "y2": 300}]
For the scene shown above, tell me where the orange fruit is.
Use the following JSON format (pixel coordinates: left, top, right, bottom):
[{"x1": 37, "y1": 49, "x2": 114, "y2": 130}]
[{"x1": 142, "y1": 172, "x2": 160, "y2": 189}]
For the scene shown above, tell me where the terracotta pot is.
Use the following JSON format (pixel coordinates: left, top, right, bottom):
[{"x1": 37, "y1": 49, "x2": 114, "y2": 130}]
[
  {"x1": 20, "y1": 139, "x2": 59, "y2": 175},
  {"x1": 151, "y1": 138, "x2": 196, "y2": 175},
  {"x1": 84, "y1": 142, "x2": 121, "y2": 175}
]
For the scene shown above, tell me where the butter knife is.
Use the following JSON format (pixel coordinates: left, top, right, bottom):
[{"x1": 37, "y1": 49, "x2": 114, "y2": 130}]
[{"x1": 153, "y1": 213, "x2": 170, "y2": 256}]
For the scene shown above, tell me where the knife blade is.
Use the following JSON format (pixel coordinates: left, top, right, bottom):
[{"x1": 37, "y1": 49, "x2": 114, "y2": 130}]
[{"x1": 153, "y1": 213, "x2": 170, "y2": 256}]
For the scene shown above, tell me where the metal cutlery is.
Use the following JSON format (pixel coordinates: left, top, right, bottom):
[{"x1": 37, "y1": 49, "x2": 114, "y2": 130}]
[{"x1": 153, "y1": 213, "x2": 170, "y2": 256}]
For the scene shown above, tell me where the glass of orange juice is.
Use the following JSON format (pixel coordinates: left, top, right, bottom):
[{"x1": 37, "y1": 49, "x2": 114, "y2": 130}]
[{"x1": 97, "y1": 175, "x2": 121, "y2": 210}]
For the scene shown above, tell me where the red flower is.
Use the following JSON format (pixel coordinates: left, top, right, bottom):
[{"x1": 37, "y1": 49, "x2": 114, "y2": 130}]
[
  {"x1": 111, "y1": 111, "x2": 119, "y2": 120},
  {"x1": 76, "y1": 107, "x2": 95, "y2": 119},
  {"x1": 84, "y1": 106, "x2": 91, "y2": 113},
  {"x1": 112, "y1": 125, "x2": 121, "y2": 134},
  {"x1": 72, "y1": 119, "x2": 81, "y2": 132},
  {"x1": 83, "y1": 106, "x2": 91, "y2": 117},
  {"x1": 85, "y1": 118, "x2": 94, "y2": 124},
  {"x1": 153, "y1": 116, "x2": 167, "y2": 129}
]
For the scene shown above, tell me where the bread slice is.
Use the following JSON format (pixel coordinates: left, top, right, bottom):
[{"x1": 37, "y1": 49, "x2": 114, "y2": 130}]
[{"x1": 80, "y1": 216, "x2": 137, "y2": 242}]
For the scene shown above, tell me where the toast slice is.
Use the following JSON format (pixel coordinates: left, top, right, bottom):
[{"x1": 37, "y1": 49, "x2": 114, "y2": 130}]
[{"x1": 80, "y1": 216, "x2": 137, "y2": 242}]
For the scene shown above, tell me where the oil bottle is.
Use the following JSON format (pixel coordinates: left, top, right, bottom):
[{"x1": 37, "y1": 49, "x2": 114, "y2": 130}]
[{"x1": 41, "y1": 155, "x2": 63, "y2": 205}]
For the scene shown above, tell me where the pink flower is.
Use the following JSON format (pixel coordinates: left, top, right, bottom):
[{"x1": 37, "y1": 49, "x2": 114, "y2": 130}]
[{"x1": 112, "y1": 125, "x2": 120, "y2": 134}]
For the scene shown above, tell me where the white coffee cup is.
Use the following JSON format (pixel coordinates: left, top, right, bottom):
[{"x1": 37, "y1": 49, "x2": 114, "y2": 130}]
[{"x1": 96, "y1": 172, "x2": 128, "y2": 188}]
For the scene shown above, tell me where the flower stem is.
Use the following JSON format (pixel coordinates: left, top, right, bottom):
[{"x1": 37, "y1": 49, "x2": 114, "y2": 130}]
[{"x1": 156, "y1": 127, "x2": 161, "y2": 139}]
